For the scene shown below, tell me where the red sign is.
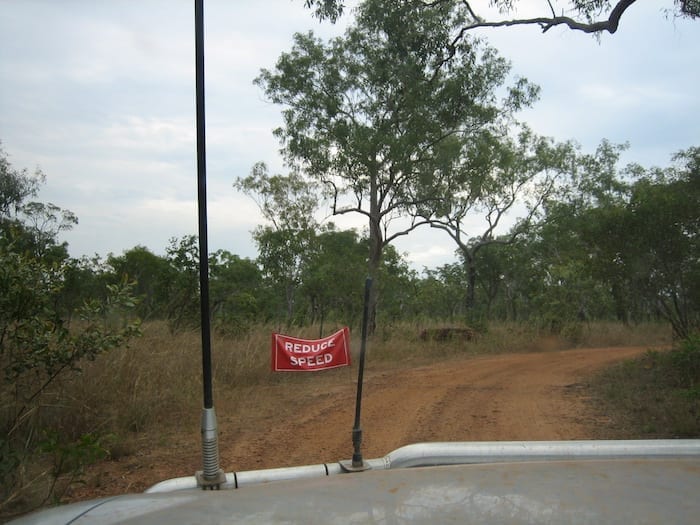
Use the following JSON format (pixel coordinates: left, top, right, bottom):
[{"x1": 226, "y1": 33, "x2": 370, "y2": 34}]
[{"x1": 271, "y1": 328, "x2": 351, "y2": 372}]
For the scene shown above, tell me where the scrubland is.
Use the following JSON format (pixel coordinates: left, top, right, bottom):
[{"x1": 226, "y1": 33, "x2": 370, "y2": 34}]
[{"x1": 4, "y1": 320, "x2": 698, "y2": 521}]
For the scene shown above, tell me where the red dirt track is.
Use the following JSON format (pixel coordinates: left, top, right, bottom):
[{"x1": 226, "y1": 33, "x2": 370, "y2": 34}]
[{"x1": 68, "y1": 346, "x2": 648, "y2": 501}]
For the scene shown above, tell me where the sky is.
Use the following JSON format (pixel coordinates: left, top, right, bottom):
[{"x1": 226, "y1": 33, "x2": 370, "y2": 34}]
[{"x1": 1, "y1": 1, "x2": 698, "y2": 272}]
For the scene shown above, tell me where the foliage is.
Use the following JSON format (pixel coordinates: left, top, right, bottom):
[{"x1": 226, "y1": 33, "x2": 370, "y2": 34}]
[
  {"x1": 299, "y1": 226, "x2": 367, "y2": 331},
  {"x1": 235, "y1": 163, "x2": 319, "y2": 326},
  {"x1": 486, "y1": 143, "x2": 698, "y2": 336},
  {"x1": 259, "y1": 0, "x2": 540, "y2": 330},
  {"x1": 305, "y1": 1, "x2": 699, "y2": 33},
  {"x1": 162, "y1": 235, "x2": 201, "y2": 331},
  {"x1": 0, "y1": 249, "x2": 140, "y2": 512},
  {"x1": 1, "y1": 144, "x2": 75, "y2": 266},
  {"x1": 241, "y1": 142, "x2": 699, "y2": 337},
  {"x1": 591, "y1": 336, "x2": 700, "y2": 438},
  {"x1": 156, "y1": 236, "x2": 267, "y2": 334},
  {"x1": 574, "y1": 146, "x2": 699, "y2": 338},
  {"x1": 416, "y1": 263, "x2": 468, "y2": 320},
  {"x1": 422, "y1": 127, "x2": 576, "y2": 312},
  {"x1": 107, "y1": 246, "x2": 172, "y2": 320},
  {"x1": 37, "y1": 431, "x2": 110, "y2": 503},
  {"x1": 0, "y1": 148, "x2": 140, "y2": 515},
  {"x1": 0, "y1": 143, "x2": 42, "y2": 216},
  {"x1": 209, "y1": 250, "x2": 265, "y2": 333}
]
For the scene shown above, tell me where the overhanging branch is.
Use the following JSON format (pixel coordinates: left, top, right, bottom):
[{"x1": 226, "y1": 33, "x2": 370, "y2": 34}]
[
  {"x1": 431, "y1": 0, "x2": 639, "y2": 75},
  {"x1": 461, "y1": 0, "x2": 637, "y2": 34}
]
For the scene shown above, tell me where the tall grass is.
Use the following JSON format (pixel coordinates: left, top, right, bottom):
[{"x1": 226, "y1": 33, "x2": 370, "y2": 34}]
[
  {"x1": 1, "y1": 319, "x2": 673, "y2": 520},
  {"x1": 64, "y1": 319, "x2": 674, "y2": 439}
]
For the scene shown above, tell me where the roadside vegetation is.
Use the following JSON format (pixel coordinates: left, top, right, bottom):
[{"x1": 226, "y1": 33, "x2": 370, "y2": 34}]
[
  {"x1": 1, "y1": 2, "x2": 698, "y2": 518},
  {"x1": 0, "y1": 319, "x2": 674, "y2": 520},
  {"x1": 2, "y1": 132, "x2": 698, "y2": 522},
  {"x1": 588, "y1": 336, "x2": 700, "y2": 439}
]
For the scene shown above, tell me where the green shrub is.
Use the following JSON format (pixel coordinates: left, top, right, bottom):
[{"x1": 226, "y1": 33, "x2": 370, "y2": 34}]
[
  {"x1": 0, "y1": 246, "x2": 140, "y2": 516},
  {"x1": 589, "y1": 336, "x2": 700, "y2": 438}
]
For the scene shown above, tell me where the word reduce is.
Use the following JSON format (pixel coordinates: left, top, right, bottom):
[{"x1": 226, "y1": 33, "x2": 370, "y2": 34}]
[{"x1": 271, "y1": 327, "x2": 351, "y2": 372}]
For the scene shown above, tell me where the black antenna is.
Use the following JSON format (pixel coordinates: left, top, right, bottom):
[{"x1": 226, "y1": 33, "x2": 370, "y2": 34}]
[
  {"x1": 194, "y1": 0, "x2": 225, "y2": 489},
  {"x1": 342, "y1": 277, "x2": 372, "y2": 472}
]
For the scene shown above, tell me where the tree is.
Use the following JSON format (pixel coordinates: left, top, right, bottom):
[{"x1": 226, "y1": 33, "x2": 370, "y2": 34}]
[
  {"x1": 421, "y1": 262, "x2": 470, "y2": 320},
  {"x1": 524, "y1": 142, "x2": 699, "y2": 337},
  {"x1": 305, "y1": 1, "x2": 698, "y2": 35},
  {"x1": 524, "y1": 141, "x2": 637, "y2": 326},
  {"x1": 420, "y1": 126, "x2": 574, "y2": 312},
  {"x1": 299, "y1": 226, "x2": 367, "y2": 333},
  {"x1": 582, "y1": 148, "x2": 700, "y2": 338},
  {"x1": 481, "y1": 234, "x2": 543, "y2": 321},
  {"x1": 57, "y1": 255, "x2": 111, "y2": 321},
  {"x1": 258, "y1": 0, "x2": 539, "y2": 330},
  {"x1": 107, "y1": 246, "x2": 172, "y2": 320},
  {"x1": 1, "y1": 143, "x2": 76, "y2": 265},
  {"x1": 376, "y1": 243, "x2": 419, "y2": 325},
  {"x1": 234, "y1": 163, "x2": 320, "y2": 326},
  {"x1": 0, "y1": 147, "x2": 139, "y2": 510},
  {"x1": 0, "y1": 143, "x2": 41, "y2": 217},
  {"x1": 163, "y1": 235, "x2": 201, "y2": 331},
  {"x1": 209, "y1": 250, "x2": 264, "y2": 333}
]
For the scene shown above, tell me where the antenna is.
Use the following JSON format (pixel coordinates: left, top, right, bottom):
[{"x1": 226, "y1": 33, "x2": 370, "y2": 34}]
[
  {"x1": 194, "y1": 0, "x2": 225, "y2": 489},
  {"x1": 341, "y1": 277, "x2": 372, "y2": 472}
]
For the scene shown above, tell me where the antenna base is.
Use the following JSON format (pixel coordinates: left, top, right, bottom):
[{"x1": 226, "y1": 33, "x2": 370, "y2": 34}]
[
  {"x1": 195, "y1": 469, "x2": 227, "y2": 489},
  {"x1": 339, "y1": 459, "x2": 371, "y2": 472}
]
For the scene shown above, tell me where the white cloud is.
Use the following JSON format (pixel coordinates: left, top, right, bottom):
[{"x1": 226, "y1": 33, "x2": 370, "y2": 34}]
[
  {"x1": 576, "y1": 82, "x2": 685, "y2": 109},
  {"x1": 98, "y1": 116, "x2": 196, "y2": 155},
  {"x1": 1, "y1": 0, "x2": 699, "y2": 267}
]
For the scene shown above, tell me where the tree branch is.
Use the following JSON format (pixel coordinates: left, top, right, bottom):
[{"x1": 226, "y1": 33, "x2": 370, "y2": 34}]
[
  {"x1": 466, "y1": 0, "x2": 637, "y2": 34},
  {"x1": 430, "y1": 0, "x2": 639, "y2": 77}
]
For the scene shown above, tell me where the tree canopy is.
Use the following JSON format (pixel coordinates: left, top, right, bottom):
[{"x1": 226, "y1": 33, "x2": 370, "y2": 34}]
[
  {"x1": 258, "y1": 0, "x2": 540, "y2": 328},
  {"x1": 304, "y1": 1, "x2": 699, "y2": 35}
]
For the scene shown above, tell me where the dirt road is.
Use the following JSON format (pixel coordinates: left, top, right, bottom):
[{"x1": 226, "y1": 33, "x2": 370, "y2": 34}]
[
  {"x1": 69, "y1": 345, "x2": 648, "y2": 500},
  {"x1": 218, "y1": 346, "x2": 645, "y2": 471}
]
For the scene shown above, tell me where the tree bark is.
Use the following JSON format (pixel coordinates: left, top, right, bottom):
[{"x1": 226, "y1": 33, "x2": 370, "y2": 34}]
[{"x1": 367, "y1": 171, "x2": 382, "y2": 335}]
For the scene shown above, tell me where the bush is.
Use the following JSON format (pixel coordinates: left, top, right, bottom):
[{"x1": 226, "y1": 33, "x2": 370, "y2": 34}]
[
  {"x1": 589, "y1": 336, "x2": 700, "y2": 438},
  {"x1": 0, "y1": 246, "x2": 140, "y2": 516},
  {"x1": 669, "y1": 335, "x2": 700, "y2": 388}
]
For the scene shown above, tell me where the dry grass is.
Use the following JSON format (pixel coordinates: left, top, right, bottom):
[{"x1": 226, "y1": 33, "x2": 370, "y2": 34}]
[
  {"x1": 16, "y1": 319, "x2": 677, "y2": 445},
  {"x1": 1, "y1": 319, "x2": 675, "y2": 520},
  {"x1": 44, "y1": 319, "x2": 670, "y2": 456}
]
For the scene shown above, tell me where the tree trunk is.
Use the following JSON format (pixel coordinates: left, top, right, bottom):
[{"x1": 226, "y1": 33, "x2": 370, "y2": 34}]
[
  {"x1": 285, "y1": 282, "x2": 295, "y2": 328},
  {"x1": 367, "y1": 172, "x2": 382, "y2": 335},
  {"x1": 463, "y1": 253, "x2": 476, "y2": 312},
  {"x1": 367, "y1": 223, "x2": 382, "y2": 336}
]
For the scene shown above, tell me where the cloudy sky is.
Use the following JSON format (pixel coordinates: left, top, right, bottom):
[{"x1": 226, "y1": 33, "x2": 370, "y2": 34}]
[{"x1": 1, "y1": 1, "x2": 698, "y2": 272}]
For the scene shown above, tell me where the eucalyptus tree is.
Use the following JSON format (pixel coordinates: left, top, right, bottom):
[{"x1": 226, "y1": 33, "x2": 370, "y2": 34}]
[
  {"x1": 420, "y1": 126, "x2": 574, "y2": 312},
  {"x1": 1, "y1": 143, "x2": 76, "y2": 264},
  {"x1": 257, "y1": 0, "x2": 539, "y2": 330},
  {"x1": 107, "y1": 246, "x2": 172, "y2": 320},
  {"x1": 578, "y1": 147, "x2": 700, "y2": 338},
  {"x1": 234, "y1": 163, "x2": 320, "y2": 326},
  {"x1": 300, "y1": 226, "x2": 367, "y2": 332},
  {"x1": 305, "y1": 1, "x2": 698, "y2": 35},
  {"x1": 163, "y1": 235, "x2": 212, "y2": 331},
  {"x1": 416, "y1": 262, "x2": 468, "y2": 320},
  {"x1": 1, "y1": 148, "x2": 139, "y2": 503},
  {"x1": 0, "y1": 142, "x2": 41, "y2": 217},
  {"x1": 208, "y1": 250, "x2": 264, "y2": 333},
  {"x1": 532, "y1": 140, "x2": 634, "y2": 324}
]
